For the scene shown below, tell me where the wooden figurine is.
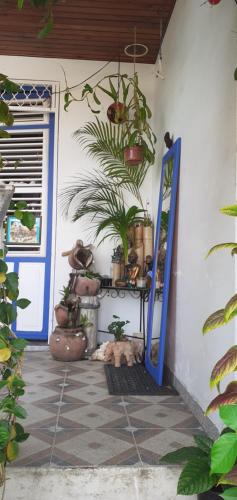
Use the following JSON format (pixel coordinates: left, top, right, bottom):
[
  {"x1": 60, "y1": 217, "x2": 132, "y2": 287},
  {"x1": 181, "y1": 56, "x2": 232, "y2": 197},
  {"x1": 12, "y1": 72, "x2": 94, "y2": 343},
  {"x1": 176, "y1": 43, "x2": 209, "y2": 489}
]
[{"x1": 104, "y1": 341, "x2": 134, "y2": 367}]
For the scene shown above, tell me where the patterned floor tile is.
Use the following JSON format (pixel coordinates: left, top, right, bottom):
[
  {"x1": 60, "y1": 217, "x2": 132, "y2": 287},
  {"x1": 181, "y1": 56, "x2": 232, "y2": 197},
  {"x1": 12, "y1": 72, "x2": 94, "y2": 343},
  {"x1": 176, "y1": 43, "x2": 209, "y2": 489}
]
[
  {"x1": 21, "y1": 385, "x2": 61, "y2": 404},
  {"x1": 136, "y1": 428, "x2": 199, "y2": 465},
  {"x1": 53, "y1": 429, "x2": 136, "y2": 466},
  {"x1": 124, "y1": 395, "x2": 184, "y2": 404},
  {"x1": 11, "y1": 352, "x2": 205, "y2": 468},
  {"x1": 12, "y1": 434, "x2": 53, "y2": 466},
  {"x1": 21, "y1": 403, "x2": 58, "y2": 428},
  {"x1": 127, "y1": 403, "x2": 200, "y2": 428},
  {"x1": 58, "y1": 404, "x2": 128, "y2": 428},
  {"x1": 62, "y1": 384, "x2": 110, "y2": 404}
]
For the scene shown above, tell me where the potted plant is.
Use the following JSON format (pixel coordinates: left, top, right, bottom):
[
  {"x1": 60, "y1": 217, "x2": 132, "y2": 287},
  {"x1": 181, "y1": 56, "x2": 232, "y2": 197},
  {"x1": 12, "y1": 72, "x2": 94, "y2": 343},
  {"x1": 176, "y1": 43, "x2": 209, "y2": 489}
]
[
  {"x1": 161, "y1": 202, "x2": 237, "y2": 499},
  {"x1": 108, "y1": 314, "x2": 130, "y2": 341},
  {"x1": 54, "y1": 285, "x2": 70, "y2": 327},
  {"x1": 50, "y1": 311, "x2": 91, "y2": 362}
]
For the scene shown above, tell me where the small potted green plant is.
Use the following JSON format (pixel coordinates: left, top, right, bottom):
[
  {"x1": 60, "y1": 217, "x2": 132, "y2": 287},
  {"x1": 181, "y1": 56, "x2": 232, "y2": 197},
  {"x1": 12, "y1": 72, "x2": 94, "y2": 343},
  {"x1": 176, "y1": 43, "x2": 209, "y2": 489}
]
[{"x1": 108, "y1": 315, "x2": 130, "y2": 341}]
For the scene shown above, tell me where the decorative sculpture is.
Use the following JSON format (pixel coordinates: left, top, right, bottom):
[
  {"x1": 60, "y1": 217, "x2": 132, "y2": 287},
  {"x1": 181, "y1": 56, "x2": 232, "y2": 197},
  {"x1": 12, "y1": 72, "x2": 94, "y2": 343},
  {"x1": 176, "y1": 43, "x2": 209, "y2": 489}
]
[
  {"x1": 62, "y1": 239, "x2": 93, "y2": 270},
  {"x1": 125, "y1": 249, "x2": 140, "y2": 286}
]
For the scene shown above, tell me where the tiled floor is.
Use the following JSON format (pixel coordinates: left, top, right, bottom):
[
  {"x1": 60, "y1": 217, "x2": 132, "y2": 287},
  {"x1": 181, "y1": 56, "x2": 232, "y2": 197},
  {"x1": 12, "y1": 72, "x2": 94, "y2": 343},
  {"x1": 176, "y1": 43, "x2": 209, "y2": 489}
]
[{"x1": 13, "y1": 352, "x2": 203, "y2": 467}]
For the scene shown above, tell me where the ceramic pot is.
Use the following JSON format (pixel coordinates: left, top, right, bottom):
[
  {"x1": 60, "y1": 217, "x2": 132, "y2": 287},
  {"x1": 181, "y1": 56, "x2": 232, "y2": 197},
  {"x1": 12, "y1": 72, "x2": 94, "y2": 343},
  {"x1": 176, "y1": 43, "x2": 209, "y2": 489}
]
[
  {"x1": 54, "y1": 304, "x2": 69, "y2": 327},
  {"x1": 124, "y1": 145, "x2": 144, "y2": 166},
  {"x1": 107, "y1": 102, "x2": 127, "y2": 124},
  {"x1": 73, "y1": 277, "x2": 100, "y2": 296},
  {"x1": 198, "y1": 490, "x2": 221, "y2": 499},
  {"x1": 50, "y1": 326, "x2": 87, "y2": 361}
]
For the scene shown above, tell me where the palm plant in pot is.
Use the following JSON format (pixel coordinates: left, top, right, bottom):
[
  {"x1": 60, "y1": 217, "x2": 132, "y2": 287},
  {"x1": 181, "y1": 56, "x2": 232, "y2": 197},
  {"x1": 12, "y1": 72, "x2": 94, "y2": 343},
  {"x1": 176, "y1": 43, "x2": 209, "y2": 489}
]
[{"x1": 160, "y1": 202, "x2": 237, "y2": 499}]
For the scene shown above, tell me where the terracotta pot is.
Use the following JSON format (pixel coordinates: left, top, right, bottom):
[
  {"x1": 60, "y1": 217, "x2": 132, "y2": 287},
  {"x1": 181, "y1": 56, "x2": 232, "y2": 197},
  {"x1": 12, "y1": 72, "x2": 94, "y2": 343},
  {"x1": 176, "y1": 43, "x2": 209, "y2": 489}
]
[
  {"x1": 54, "y1": 304, "x2": 69, "y2": 327},
  {"x1": 124, "y1": 145, "x2": 144, "y2": 166},
  {"x1": 50, "y1": 326, "x2": 87, "y2": 361},
  {"x1": 107, "y1": 102, "x2": 127, "y2": 124},
  {"x1": 73, "y1": 277, "x2": 100, "y2": 296},
  {"x1": 198, "y1": 490, "x2": 221, "y2": 499}
]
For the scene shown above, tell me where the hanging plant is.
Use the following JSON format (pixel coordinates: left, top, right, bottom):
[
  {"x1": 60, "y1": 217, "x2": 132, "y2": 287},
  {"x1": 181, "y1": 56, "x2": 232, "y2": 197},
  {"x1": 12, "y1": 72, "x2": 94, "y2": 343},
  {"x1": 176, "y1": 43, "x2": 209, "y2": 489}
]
[
  {"x1": 63, "y1": 71, "x2": 156, "y2": 168},
  {"x1": 17, "y1": 0, "x2": 59, "y2": 38}
]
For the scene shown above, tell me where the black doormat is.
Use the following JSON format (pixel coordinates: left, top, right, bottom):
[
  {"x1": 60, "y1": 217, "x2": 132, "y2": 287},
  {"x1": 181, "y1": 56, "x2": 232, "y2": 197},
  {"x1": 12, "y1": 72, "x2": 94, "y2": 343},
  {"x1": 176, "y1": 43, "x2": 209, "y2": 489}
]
[{"x1": 104, "y1": 364, "x2": 178, "y2": 396}]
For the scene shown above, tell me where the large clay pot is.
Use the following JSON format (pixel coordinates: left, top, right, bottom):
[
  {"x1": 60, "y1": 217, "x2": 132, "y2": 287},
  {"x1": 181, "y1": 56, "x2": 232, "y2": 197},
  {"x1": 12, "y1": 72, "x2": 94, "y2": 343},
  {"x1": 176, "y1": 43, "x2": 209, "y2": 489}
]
[
  {"x1": 50, "y1": 326, "x2": 87, "y2": 361},
  {"x1": 124, "y1": 145, "x2": 144, "y2": 166},
  {"x1": 198, "y1": 490, "x2": 221, "y2": 499},
  {"x1": 54, "y1": 304, "x2": 69, "y2": 327},
  {"x1": 73, "y1": 276, "x2": 100, "y2": 296}
]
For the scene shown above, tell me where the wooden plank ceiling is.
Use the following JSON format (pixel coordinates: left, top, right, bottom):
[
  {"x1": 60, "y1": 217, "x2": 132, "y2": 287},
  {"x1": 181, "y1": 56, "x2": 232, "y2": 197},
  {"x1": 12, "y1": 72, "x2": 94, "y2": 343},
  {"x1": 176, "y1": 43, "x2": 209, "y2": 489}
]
[{"x1": 0, "y1": 0, "x2": 176, "y2": 64}]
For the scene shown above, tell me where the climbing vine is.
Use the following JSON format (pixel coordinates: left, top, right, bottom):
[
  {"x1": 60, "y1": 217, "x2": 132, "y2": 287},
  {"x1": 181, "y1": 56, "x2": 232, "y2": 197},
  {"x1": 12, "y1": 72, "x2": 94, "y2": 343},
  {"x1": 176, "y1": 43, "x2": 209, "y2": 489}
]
[{"x1": 0, "y1": 74, "x2": 35, "y2": 496}]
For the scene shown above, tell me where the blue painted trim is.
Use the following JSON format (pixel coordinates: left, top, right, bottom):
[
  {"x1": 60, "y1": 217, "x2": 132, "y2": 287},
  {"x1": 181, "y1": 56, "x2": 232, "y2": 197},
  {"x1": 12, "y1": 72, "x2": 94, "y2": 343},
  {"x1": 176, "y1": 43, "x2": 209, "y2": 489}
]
[
  {"x1": 6, "y1": 113, "x2": 55, "y2": 340},
  {"x1": 145, "y1": 138, "x2": 181, "y2": 385},
  {"x1": 3, "y1": 124, "x2": 51, "y2": 131}
]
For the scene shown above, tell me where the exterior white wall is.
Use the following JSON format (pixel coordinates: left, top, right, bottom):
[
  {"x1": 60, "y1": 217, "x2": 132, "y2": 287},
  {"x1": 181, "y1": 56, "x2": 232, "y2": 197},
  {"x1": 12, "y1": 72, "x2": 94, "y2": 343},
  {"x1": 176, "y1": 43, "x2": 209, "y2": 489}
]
[
  {"x1": 153, "y1": 0, "x2": 237, "y2": 423},
  {"x1": 0, "y1": 55, "x2": 156, "y2": 338}
]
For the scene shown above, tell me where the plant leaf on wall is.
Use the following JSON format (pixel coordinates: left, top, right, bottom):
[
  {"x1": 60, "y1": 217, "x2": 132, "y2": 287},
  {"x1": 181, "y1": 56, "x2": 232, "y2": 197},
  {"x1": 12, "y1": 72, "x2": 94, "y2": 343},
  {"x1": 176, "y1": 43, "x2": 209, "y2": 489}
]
[
  {"x1": 207, "y1": 243, "x2": 237, "y2": 258},
  {"x1": 225, "y1": 294, "x2": 237, "y2": 322},
  {"x1": 203, "y1": 309, "x2": 226, "y2": 333},
  {"x1": 210, "y1": 347, "x2": 237, "y2": 389},
  {"x1": 206, "y1": 392, "x2": 237, "y2": 415},
  {"x1": 220, "y1": 204, "x2": 237, "y2": 217}
]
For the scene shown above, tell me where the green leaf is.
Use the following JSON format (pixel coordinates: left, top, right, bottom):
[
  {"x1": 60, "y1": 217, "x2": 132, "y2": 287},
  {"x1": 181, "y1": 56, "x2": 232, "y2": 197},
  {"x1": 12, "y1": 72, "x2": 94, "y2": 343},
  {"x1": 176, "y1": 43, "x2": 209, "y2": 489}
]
[
  {"x1": 14, "y1": 423, "x2": 29, "y2": 443},
  {"x1": 160, "y1": 446, "x2": 207, "y2": 464},
  {"x1": 15, "y1": 200, "x2": 27, "y2": 210},
  {"x1": 93, "y1": 92, "x2": 101, "y2": 105},
  {"x1": 16, "y1": 298, "x2": 31, "y2": 310},
  {"x1": 207, "y1": 243, "x2": 237, "y2": 257},
  {"x1": 0, "y1": 130, "x2": 10, "y2": 139},
  {"x1": 177, "y1": 457, "x2": 218, "y2": 495},
  {"x1": 5, "y1": 272, "x2": 19, "y2": 296},
  {"x1": 225, "y1": 295, "x2": 237, "y2": 322},
  {"x1": 0, "y1": 302, "x2": 17, "y2": 325},
  {"x1": 210, "y1": 347, "x2": 237, "y2": 389},
  {"x1": 219, "y1": 405, "x2": 237, "y2": 431},
  {"x1": 14, "y1": 209, "x2": 23, "y2": 220},
  {"x1": 21, "y1": 211, "x2": 35, "y2": 230},
  {"x1": 0, "y1": 451, "x2": 6, "y2": 464},
  {"x1": 18, "y1": 0, "x2": 24, "y2": 7},
  {"x1": 0, "y1": 261, "x2": 7, "y2": 274},
  {"x1": 10, "y1": 338, "x2": 28, "y2": 350},
  {"x1": 206, "y1": 392, "x2": 237, "y2": 415},
  {"x1": 97, "y1": 84, "x2": 115, "y2": 99},
  {"x1": 193, "y1": 434, "x2": 213, "y2": 453},
  {"x1": 203, "y1": 309, "x2": 226, "y2": 334},
  {"x1": 38, "y1": 16, "x2": 54, "y2": 39},
  {"x1": 220, "y1": 487, "x2": 237, "y2": 499},
  {"x1": 109, "y1": 78, "x2": 117, "y2": 101},
  {"x1": 6, "y1": 440, "x2": 19, "y2": 462},
  {"x1": 221, "y1": 205, "x2": 237, "y2": 217},
  {"x1": 0, "y1": 421, "x2": 10, "y2": 448},
  {"x1": 10, "y1": 405, "x2": 27, "y2": 420},
  {"x1": 211, "y1": 433, "x2": 237, "y2": 474}
]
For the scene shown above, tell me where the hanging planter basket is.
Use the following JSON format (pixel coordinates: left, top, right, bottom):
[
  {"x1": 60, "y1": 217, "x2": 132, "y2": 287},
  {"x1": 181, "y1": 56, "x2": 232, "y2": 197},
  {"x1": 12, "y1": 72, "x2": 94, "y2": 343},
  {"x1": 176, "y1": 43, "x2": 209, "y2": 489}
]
[
  {"x1": 107, "y1": 102, "x2": 127, "y2": 124},
  {"x1": 124, "y1": 145, "x2": 144, "y2": 166}
]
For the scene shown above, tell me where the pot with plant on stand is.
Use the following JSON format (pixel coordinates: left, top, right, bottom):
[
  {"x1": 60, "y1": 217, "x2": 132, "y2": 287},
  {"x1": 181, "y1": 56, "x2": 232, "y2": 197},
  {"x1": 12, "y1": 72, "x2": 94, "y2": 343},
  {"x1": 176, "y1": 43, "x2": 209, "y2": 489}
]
[
  {"x1": 160, "y1": 201, "x2": 237, "y2": 499},
  {"x1": 104, "y1": 315, "x2": 135, "y2": 368}
]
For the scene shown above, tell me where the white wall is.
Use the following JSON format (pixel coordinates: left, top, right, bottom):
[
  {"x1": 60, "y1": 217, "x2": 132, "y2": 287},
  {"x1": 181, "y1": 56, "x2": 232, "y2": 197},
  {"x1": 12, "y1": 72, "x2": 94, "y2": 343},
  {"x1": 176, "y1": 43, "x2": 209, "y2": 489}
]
[
  {"x1": 153, "y1": 0, "x2": 237, "y2": 424},
  {"x1": 0, "y1": 55, "x2": 156, "y2": 338}
]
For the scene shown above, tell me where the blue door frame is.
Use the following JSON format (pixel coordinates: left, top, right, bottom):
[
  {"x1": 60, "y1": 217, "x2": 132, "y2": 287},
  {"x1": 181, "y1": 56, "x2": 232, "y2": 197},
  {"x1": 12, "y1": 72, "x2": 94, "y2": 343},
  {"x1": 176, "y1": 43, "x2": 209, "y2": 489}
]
[{"x1": 5, "y1": 114, "x2": 55, "y2": 340}]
